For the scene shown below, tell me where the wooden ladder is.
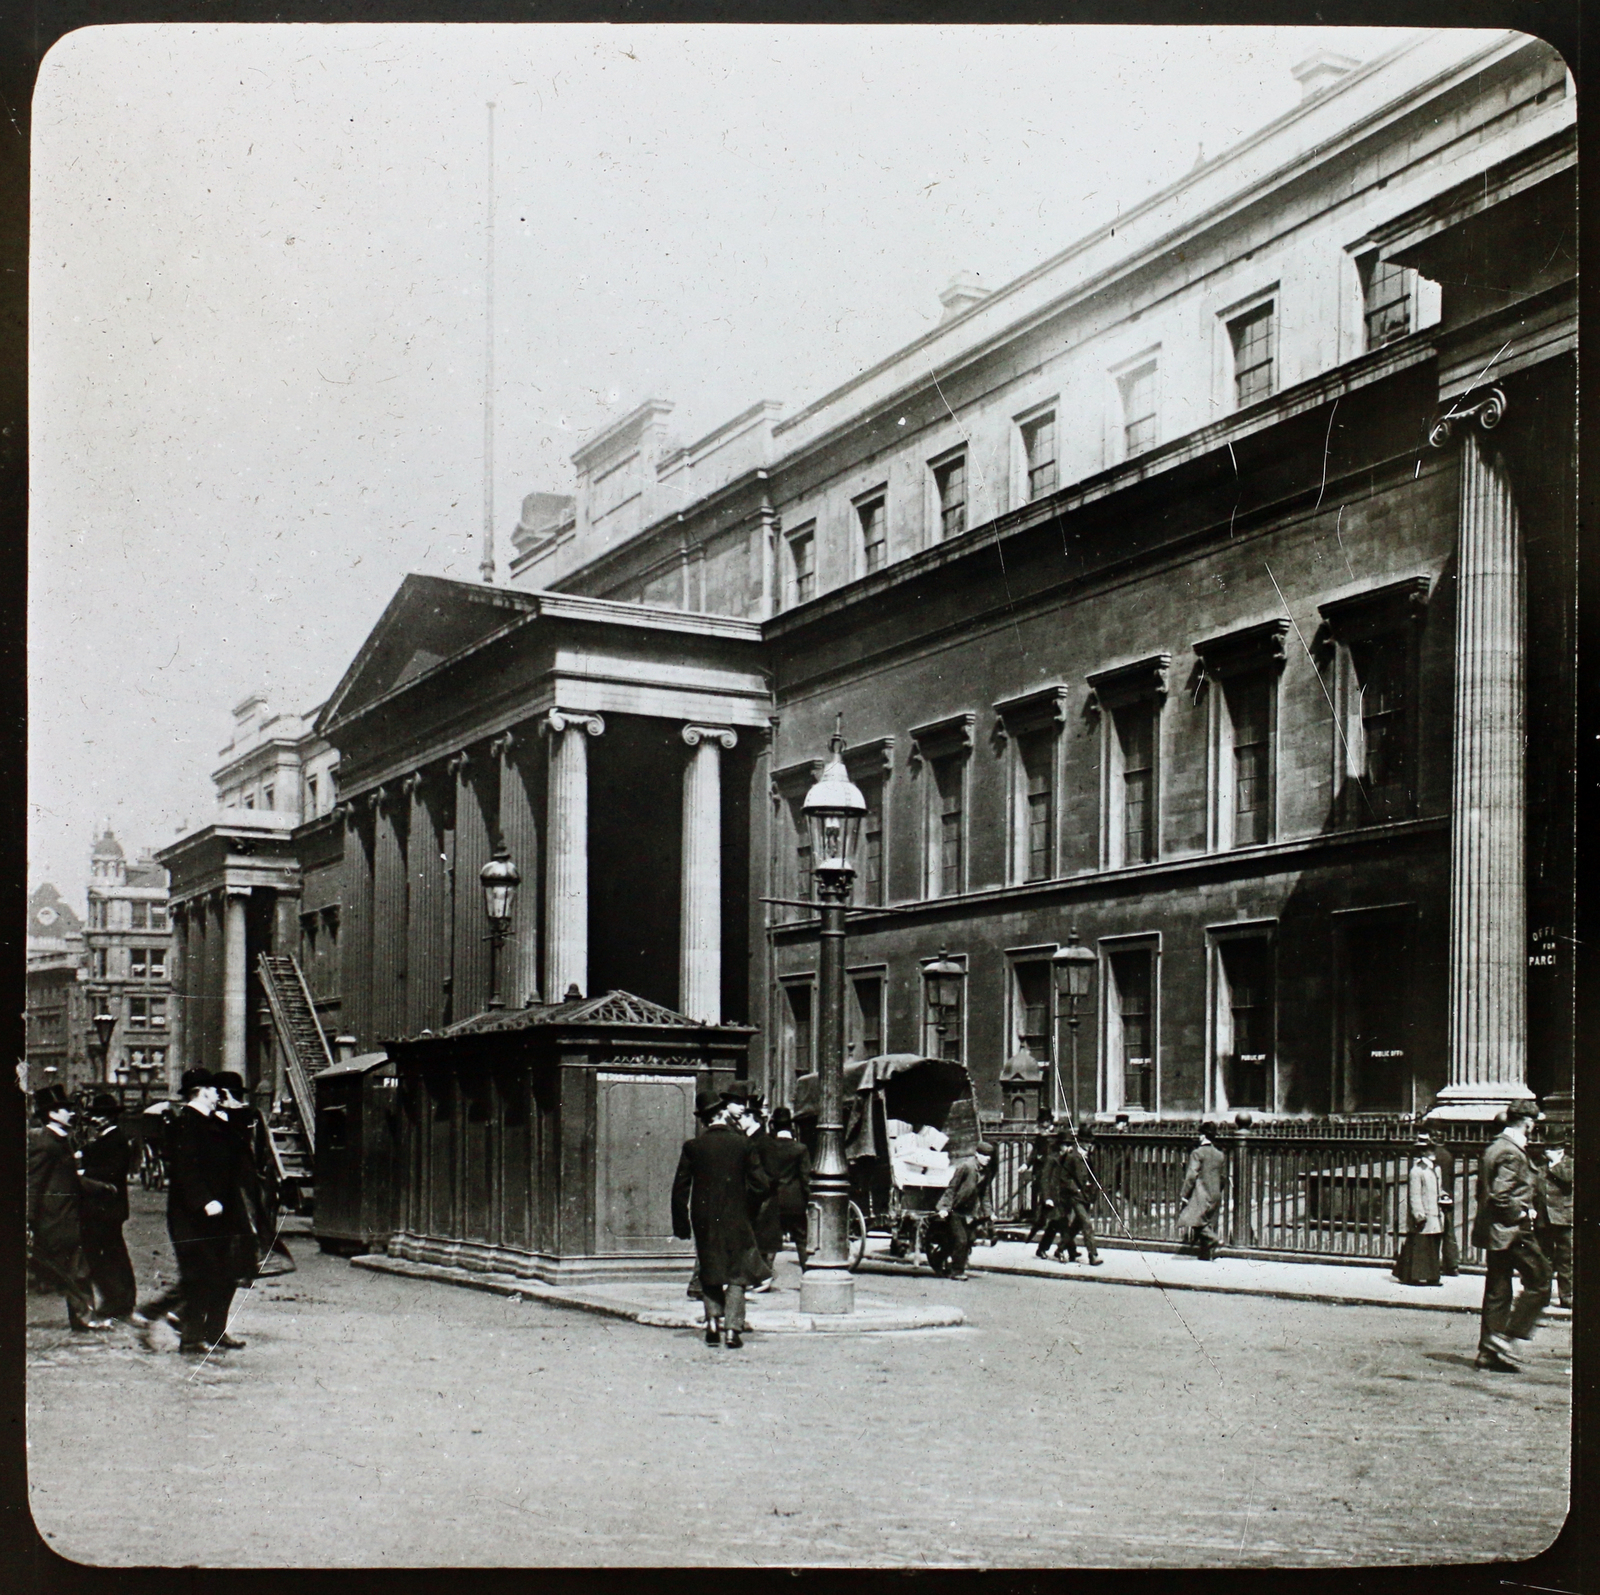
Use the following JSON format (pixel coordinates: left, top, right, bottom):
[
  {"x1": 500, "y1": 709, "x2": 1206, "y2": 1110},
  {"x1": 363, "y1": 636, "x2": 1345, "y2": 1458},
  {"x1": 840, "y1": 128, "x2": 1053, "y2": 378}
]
[{"x1": 257, "y1": 952, "x2": 333, "y2": 1151}]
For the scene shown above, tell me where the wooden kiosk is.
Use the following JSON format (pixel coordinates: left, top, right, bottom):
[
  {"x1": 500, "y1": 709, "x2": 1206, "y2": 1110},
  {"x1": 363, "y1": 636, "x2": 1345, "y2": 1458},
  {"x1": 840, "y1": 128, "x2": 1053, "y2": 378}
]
[{"x1": 383, "y1": 990, "x2": 750, "y2": 1284}]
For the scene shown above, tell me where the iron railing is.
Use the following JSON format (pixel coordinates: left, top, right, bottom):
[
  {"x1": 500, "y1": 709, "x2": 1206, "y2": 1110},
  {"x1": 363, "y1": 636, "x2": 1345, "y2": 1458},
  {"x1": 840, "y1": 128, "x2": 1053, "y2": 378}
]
[{"x1": 983, "y1": 1118, "x2": 1505, "y2": 1268}]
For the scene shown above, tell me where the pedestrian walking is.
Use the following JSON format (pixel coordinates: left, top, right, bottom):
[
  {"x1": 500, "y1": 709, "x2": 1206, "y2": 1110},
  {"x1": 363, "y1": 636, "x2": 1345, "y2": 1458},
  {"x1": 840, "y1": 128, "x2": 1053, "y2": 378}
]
[
  {"x1": 1179, "y1": 1121, "x2": 1226, "y2": 1261},
  {"x1": 672, "y1": 1099, "x2": 772, "y2": 1349},
  {"x1": 149, "y1": 1069, "x2": 256, "y2": 1355},
  {"x1": 1394, "y1": 1135, "x2": 1443, "y2": 1287},
  {"x1": 935, "y1": 1139, "x2": 995, "y2": 1280},
  {"x1": 1022, "y1": 1126, "x2": 1053, "y2": 1247},
  {"x1": 1432, "y1": 1138, "x2": 1461, "y2": 1275},
  {"x1": 1053, "y1": 1123, "x2": 1104, "y2": 1265},
  {"x1": 1534, "y1": 1125, "x2": 1574, "y2": 1310},
  {"x1": 78, "y1": 1093, "x2": 138, "y2": 1319},
  {"x1": 759, "y1": 1107, "x2": 812, "y2": 1270},
  {"x1": 214, "y1": 1071, "x2": 295, "y2": 1277},
  {"x1": 1473, "y1": 1100, "x2": 1552, "y2": 1372},
  {"x1": 27, "y1": 1086, "x2": 113, "y2": 1332}
]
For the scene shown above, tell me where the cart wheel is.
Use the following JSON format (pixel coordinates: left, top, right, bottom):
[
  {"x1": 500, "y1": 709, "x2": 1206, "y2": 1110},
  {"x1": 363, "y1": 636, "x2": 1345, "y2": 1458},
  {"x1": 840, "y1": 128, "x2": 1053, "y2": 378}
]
[
  {"x1": 924, "y1": 1216, "x2": 956, "y2": 1278},
  {"x1": 846, "y1": 1202, "x2": 867, "y2": 1272}
]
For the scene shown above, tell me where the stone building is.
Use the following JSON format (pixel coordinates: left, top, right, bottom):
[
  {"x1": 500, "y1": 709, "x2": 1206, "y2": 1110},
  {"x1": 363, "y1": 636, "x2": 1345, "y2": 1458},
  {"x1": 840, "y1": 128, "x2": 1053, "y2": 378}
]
[
  {"x1": 158, "y1": 694, "x2": 342, "y2": 1089},
  {"x1": 25, "y1": 883, "x2": 90, "y2": 1092},
  {"x1": 82, "y1": 829, "x2": 175, "y2": 1087},
  {"x1": 313, "y1": 31, "x2": 1571, "y2": 1127}
]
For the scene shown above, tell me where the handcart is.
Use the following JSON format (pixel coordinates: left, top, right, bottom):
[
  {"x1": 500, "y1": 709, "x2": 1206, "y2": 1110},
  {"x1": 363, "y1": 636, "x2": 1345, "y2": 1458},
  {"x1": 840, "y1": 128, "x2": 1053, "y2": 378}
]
[{"x1": 792, "y1": 1053, "x2": 995, "y2": 1275}]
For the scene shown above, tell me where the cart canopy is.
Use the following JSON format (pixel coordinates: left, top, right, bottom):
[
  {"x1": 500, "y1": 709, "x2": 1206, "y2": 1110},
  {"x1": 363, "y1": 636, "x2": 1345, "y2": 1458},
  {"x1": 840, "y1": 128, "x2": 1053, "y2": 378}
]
[{"x1": 792, "y1": 1054, "x2": 977, "y2": 1162}]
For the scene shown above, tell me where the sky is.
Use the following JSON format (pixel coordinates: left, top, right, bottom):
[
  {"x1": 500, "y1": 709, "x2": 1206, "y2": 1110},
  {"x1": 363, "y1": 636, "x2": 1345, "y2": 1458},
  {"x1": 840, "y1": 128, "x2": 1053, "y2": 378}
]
[{"x1": 30, "y1": 21, "x2": 1422, "y2": 901}]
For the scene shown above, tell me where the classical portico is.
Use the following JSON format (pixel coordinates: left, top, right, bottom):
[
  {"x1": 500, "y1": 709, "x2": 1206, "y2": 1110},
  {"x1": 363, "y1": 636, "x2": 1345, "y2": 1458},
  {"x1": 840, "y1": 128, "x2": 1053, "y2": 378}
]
[{"x1": 316, "y1": 578, "x2": 771, "y2": 1048}]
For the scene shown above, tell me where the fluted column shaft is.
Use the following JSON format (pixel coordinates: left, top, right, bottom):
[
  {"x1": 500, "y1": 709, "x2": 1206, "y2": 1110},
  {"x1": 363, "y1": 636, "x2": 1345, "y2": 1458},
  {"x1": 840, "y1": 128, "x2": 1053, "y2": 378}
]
[
  {"x1": 543, "y1": 711, "x2": 603, "y2": 1002},
  {"x1": 451, "y1": 752, "x2": 497, "y2": 1021},
  {"x1": 406, "y1": 772, "x2": 449, "y2": 1035},
  {"x1": 1439, "y1": 422, "x2": 1530, "y2": 1110},
  {"x1": 496, "y1": 731, "x2": 542, "y2": 1008},
  {"x1": 680, "y1": 725, "x2": 735, "y2": 1022},
  {"x1": 223, "y1": 887, "x2": 250, "y2": 1077},
  {"x1": 168, "y1": 907, "x2": 188, "y2": 1085},
  {"x1": 372, "y1": 789, "x2": 409, "y2": 1040},
  {"x1": 341, "y1": 804, "x2": 376, "y2": 1047}
]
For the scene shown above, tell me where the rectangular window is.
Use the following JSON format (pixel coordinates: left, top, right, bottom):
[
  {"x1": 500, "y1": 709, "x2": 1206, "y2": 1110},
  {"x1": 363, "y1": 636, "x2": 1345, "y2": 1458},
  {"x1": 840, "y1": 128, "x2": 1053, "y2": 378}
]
[
  {"x1": 307, "y1": 775, "x2": 320, "y2": 814},
  {"x1": 783, "y1": 983, "x2": 814, "y2": 1077},
  {"x1": 1014, "y1": 961, "x2": 1053, "y2": 1063},
  {"x1": 933, "y1": 453, "x2": 967, "y2": 540},
  {"x1": 129, "y1": 997, "x2": 148, "y2": 1028},
  {"x1": 1108, "y1": 948, "x2": 1155, "y2": 1111},
  {"x1": 243, "y1": 795, "x2": 255, "y2": 809},
  {"x1": 1338, "y1": 911, "x2": 1415, "y2": 1113},
  {"x1": 130, "y1": 948, "x2": 148, "y2": 979},
  {"x1": 1216, "y1": 935, "x2": 1274, "y2": 1112},
  {"x1": 1116, "y1": 706, "x2": 1156, "y2": 865},
  {"x1": 263, "y1": 784, "x2": 275, "y2": 811},
  {"x1": 1119, "y1": 362, "x2": 1158, "y2": 456},
  {"x1": 923, "y1": 965, "x2": 966, "y2": 1063},
  {"x1": 1018, "y1": 729, "x2": 1056, "y2": 881},
  {"x1": 787, "y1": 528, "x2": 816, "y2": 606},
  {"x1": 1353, "y1": 632, "x2": 1409, "y2": 805},
  {"x1": 149, "y1": 905, "x2": 168, "y2": 931},
  {"x1": 1229, "y1": 301, "x2": 1276, "y2": 407},
  {"x1": 848, "y1": 972, "x2": 884, "y2": 1060},
  {"x1": 859, "y1": 777, "x2": 884, "y2": 907},
  {"x1": 131, "y1": 902, "x2": 149, "y2": 930},
  {"x1": 1227, "y1": 675, "x2": 1272, "y2": 848},
  {"x1": 927, "y1": 755, "x2": 965, "y2": 897},
  {"x1": 856, "y1": 494, "x2": 887, "y2": 575},
  {"x1": 1362, "y1": 257, "x2": 1414, "y2": 350},
  {"x1": 92, "y1": 948, "x2": 107, "y2": 979},
  {"x1": 1021, "y1": 411, "x2": 1058, "y2": 500}
]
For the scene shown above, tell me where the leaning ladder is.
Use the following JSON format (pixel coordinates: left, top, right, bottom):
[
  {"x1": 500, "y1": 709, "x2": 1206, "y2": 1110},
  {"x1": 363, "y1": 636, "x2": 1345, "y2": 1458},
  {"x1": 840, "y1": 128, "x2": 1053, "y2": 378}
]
[{"x1": 256, "y1": 952, "x2": 333, "y2": 1150}]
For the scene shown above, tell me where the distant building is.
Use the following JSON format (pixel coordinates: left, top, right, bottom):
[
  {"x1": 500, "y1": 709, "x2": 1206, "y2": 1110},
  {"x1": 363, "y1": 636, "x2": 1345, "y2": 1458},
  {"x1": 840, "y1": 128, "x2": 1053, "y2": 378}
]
[
  {"x1": 25, "y1": 882, "x2": 90, "y2": 1092},
  {"x1": 159, "y1": 694, "x2": 341, "y2": 1095},
  {"x1": 83, "y1": 828, "x2": 175, "y2": 1087}
]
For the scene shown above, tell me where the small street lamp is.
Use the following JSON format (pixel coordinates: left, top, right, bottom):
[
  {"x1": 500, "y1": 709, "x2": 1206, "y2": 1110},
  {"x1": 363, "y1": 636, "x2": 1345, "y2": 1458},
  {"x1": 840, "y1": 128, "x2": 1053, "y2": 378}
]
[
  {"x1": 919, "y1": 951, "x2": 966, "y2": 1058},
  {"x1": 799, "y1": 731, "x2": 866, "y2": 1316},
  {"x1": 93, "y1": 1010, "x2": 117, "y2": 1083},
  {"x1": 1052, "y1": 931, "x2": 1097, "y2": 1125},
  {"x1": 479, "y1": 845, "x2": 521, "y2": 1011}
]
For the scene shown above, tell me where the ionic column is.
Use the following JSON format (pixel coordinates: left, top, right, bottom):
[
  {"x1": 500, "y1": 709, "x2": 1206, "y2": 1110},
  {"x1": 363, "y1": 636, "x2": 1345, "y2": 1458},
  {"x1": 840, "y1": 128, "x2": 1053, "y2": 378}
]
[
  {"x1": 168, "y1": 904, "x2": 187, "y2": 1087},
  {"x1": 1430, "y1": 391, "x2": 1531, "y2": 1117},
  {"x1": 222, "y1": 886, "x2": 250, "y2": 1077},
  {"x1": 680, "y1": 725, "x2": 736, "y2": 1022},
  {"x1": 493, "y1": 729, "x2": 542, "y2": 1008},
  {"x1": 541, "y1": 710, "x2": 604, "y2": 1002},
  {"x1": 372, "y1": 784, "x2": 409, "y2": 1040}
]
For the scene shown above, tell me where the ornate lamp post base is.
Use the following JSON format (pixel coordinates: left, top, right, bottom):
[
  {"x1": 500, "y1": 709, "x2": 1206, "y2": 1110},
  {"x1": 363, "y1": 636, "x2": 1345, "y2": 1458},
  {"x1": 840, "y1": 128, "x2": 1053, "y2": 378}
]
[{"x1": 799, "y1": 1263, "x2": 855, "y2": 1315}]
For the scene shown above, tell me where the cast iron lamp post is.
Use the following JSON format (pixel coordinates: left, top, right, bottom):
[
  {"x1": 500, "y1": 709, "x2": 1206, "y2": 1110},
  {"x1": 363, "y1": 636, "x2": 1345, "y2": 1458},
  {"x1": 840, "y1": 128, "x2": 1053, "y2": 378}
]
[
  {"x1": 919, "y1": 952, "x2": 966, "y2": 1058},
  {"x1": 479, "y1": 845, "x2": 521, "y2": 1011},
  {"x1": 798, "y1": 738, "x2": 866, "y2": 1315},
  {"x1": 93, "y1": 1010, "x2": 117, "y2": 1084},
  {"x1": 1052, "y1": 931, "x2": 1096, "y2": 1125}
]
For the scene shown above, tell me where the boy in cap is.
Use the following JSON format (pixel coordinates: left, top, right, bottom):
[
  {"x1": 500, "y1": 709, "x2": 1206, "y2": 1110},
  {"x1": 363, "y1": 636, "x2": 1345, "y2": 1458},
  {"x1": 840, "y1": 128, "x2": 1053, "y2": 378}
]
[
  {"x1": 27, "y1": 1085, "x2": 113, "y2": 1331},
  {"x1": 936, "y1": 1139, "x2": 995, "y2": 1280},
  {"x1": 1473, "y1": 1099, "x2": 1552, "y2": 1371}
]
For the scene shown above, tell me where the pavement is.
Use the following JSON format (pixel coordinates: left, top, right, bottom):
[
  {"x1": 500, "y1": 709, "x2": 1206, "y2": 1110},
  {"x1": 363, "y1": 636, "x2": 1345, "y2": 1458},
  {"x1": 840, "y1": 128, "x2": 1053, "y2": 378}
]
[
  {"x1": 25, "y1": 1187, "x2": 1572, "y2": 1568},
  {"x1": 354, "y1": 1251, "x2": 967, "y2": 1333}
]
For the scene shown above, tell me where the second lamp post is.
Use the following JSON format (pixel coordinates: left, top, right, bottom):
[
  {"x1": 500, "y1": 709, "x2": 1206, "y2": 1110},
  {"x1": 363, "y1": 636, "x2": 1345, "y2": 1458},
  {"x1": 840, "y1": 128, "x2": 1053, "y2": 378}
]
[
  {"x1": 798, "y1": 739, "x2": 866, "y2": 1315},
  {"x1": 1052, "y1": 931, "x2": 1096, "y2": 1124}
]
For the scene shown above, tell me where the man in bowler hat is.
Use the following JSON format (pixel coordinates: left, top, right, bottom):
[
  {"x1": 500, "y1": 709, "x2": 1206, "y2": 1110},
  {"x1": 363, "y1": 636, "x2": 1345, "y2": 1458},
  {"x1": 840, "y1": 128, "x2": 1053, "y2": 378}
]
[
  {"x1": 78, "y1": 1093, "x2": 138, "y2": 1319},
  {"x1": 27, "y1": 1085, "x2": 113, "y2": 1331},
  {"x1": 1474, "y1": 1099, "x2": 1552, "y2": 1371}
]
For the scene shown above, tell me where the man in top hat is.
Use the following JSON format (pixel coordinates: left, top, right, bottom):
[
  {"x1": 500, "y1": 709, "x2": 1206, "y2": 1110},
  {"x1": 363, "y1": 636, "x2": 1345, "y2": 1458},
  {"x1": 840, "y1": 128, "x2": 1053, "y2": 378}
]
[
  {"x1": 1179, "y1": 1121, "x2": 1227, "y2": 1261},
  {"x1": 161, "y1": 1069, "x2": 256, "y2": 1354},
  {"x1": 757, "y1": 1106, "x2": 812, "y2": 1272},
  {"x1": 1042, "y1": 1122, "x2": 1103, "y2": 1266},
  {"x1": 77, "y1": 1093, "x2": 138, "y2": 1320},
  {"x1": 27, "y1": 1085, "x2": 113, "y2": 1331},
  {"x1": 672, "y1": 1096, "x2": 772, "y2": 1348},
  {"x1": 1473, "y1": 1099, "x2": 1552, "y2": 1371},
  {"x1": 214, "y1": 1071, "x2": 295, "y2": 1278},
  {"x1": 935, "y1": 1139, "x2": 996, "y2": 1281},
  {"x1": 1534, "y1": 1123, "x2": 1574, "y2": 1311}
]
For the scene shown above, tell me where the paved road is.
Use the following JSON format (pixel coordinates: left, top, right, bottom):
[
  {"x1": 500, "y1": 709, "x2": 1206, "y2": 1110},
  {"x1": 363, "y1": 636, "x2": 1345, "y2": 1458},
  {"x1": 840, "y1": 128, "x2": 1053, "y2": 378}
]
[{"x1": 26, "y1": 1188, "x2": 1570, "y2": 1568}]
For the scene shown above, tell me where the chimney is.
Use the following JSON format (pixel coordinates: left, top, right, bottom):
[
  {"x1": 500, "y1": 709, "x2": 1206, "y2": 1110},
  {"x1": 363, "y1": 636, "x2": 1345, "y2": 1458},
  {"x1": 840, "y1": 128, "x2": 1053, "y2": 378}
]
[
  {"x1": 937, "y1": 271, "x2": 991, "y2": 324},
  {"x1": 1291, "y1": 49, "x2": 1360, "y2": 101}
]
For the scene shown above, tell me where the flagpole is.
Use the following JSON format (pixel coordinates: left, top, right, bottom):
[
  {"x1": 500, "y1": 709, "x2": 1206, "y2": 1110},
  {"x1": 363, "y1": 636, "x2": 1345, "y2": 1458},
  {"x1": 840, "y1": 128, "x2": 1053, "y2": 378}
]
[{"x1": 479, "y1": 100, "x2": 497, "y2": 585}]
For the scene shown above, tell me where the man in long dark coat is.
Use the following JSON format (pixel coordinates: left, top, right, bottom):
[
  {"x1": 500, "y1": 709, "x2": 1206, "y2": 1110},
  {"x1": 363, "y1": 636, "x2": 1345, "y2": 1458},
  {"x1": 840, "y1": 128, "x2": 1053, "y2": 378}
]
[
  {"x1": 1534, "y1": 1124, "x2": 1574, "y2": 1310},
  {"x1": 758, "y1": 1107, "x2": 812, "y2": 1270},
  {"x1": 78, "y1": 1093, "x2": 138, "y2": 1319},
  {"x1": 1179, "y1": 1122, "x2": 1226, "y2": 1261},
  {"x1": 1474, "y1": 1100, "x2": 1552, "y2": 1371},
  {"x1": 164, "y1": 1069, "x2": 255, "y2": 1354},
  {"x1": 215, "y1": 1071, "x2": 294, "y2": 1278},
  {"x1": 27, "y1": 1086, "x2": 112, "y2": 1332},
  {"x1": 672, "y1": 1100, "x2": 771, "y2": 1348},
  {"x1": 1432, "y1": 1138, "x2": 1461, "y2": 1275},
  {"x1": 1038, "y1": 1124, "x2": 1103, "y2": 1265}
]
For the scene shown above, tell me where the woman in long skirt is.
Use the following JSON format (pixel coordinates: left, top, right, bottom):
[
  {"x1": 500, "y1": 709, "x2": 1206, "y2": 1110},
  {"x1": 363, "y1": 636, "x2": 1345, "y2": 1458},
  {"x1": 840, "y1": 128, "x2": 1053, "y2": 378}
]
[{"x1": 1396, "y1": 1137, "x2": 1443, "y2": 1286}]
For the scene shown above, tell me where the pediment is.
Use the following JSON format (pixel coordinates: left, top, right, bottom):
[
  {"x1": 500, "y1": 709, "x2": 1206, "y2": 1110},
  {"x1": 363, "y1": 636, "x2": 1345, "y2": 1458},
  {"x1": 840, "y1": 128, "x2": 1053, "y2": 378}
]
[{"x1": 317, "y1": 575, "x2": 538, "y2": 734}]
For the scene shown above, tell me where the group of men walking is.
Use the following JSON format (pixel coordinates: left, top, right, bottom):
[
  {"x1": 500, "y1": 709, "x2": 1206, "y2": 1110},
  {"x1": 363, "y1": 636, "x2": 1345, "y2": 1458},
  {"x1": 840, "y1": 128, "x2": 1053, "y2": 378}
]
[{"x1": 26, "y1": 1067, "x2": 288, "y2": 1356}]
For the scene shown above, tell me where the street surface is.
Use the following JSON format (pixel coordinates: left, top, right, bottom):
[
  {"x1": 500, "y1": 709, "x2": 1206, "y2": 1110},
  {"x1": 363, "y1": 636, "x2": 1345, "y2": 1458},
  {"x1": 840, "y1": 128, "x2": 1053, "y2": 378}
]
[{"x1": 27, "y1": 1187, "x2": 1570, "y2": 1568}]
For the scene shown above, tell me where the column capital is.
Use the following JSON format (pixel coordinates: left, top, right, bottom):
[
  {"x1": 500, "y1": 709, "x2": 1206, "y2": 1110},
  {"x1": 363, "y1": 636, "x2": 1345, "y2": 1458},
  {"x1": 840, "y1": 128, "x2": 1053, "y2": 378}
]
[
  {"x1": 223, "y1": 883, "x2": 253, "y2": 901},
  {"x1": 682, "y1": 723, "x2": 738, "y2": 751},
  {"x1": 1429, "y1": 385, "x2": 1508, "y2": 448},
  {"x1": 542, "y1": 709, "x2": 605, "y2": 739}
]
